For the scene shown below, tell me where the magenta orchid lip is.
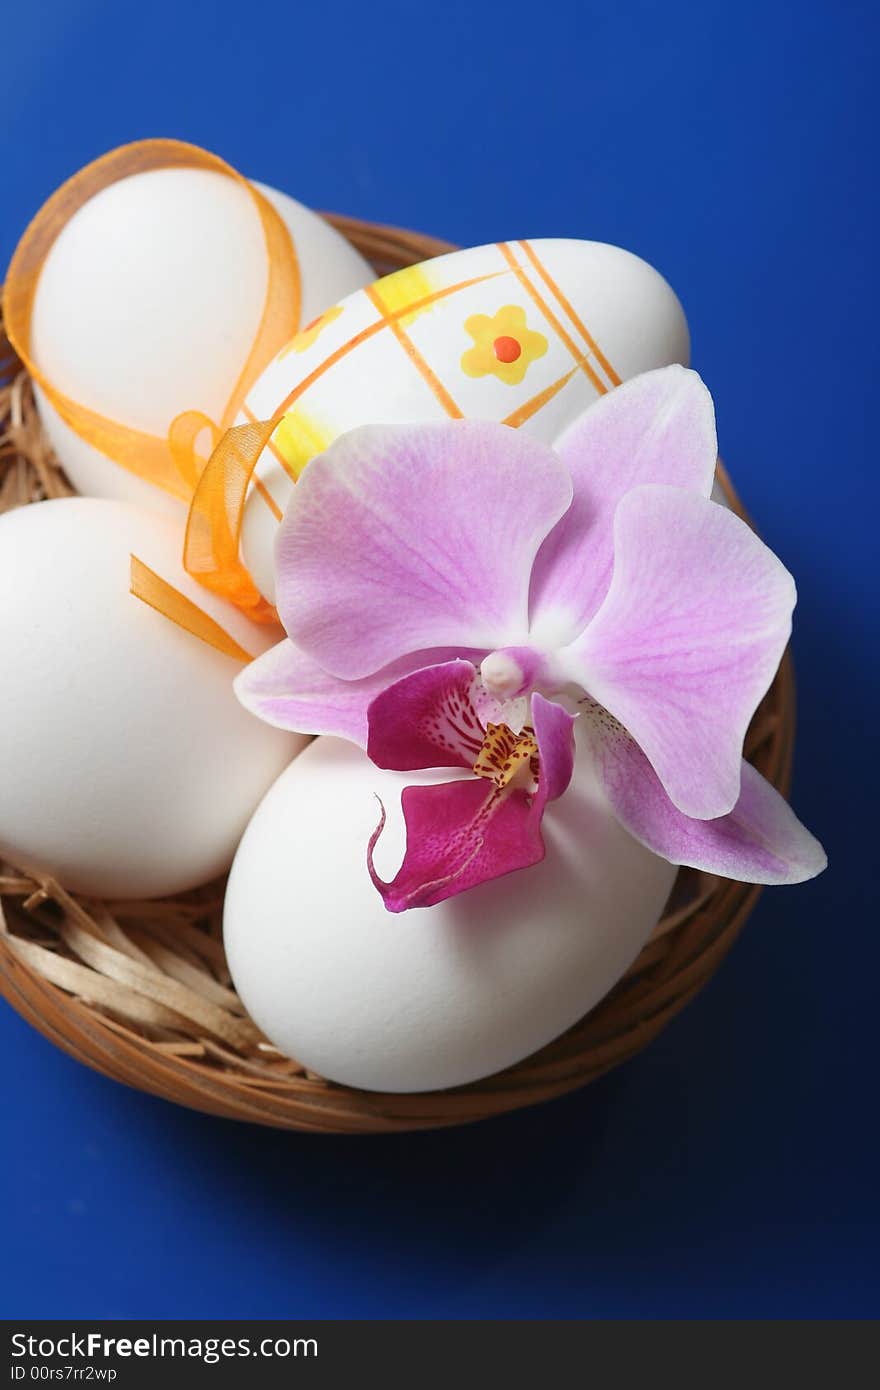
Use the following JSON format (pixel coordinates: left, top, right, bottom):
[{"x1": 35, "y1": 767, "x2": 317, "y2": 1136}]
[{"x1": 236, "y1": 365, "x2": 826, "y2": 912}]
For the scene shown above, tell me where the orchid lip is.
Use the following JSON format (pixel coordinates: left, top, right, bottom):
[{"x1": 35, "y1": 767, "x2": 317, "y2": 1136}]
[{"x1": 473, "y1": 721, "x2": 540, "y2": 792}]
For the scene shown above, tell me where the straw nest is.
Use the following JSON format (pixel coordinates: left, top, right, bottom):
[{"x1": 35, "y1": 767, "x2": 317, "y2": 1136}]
[{"x1": 0, "y1": 215, "x2": 794, "y2": 1132}]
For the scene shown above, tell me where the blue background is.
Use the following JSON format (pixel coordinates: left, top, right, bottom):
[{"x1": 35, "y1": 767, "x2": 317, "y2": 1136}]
[{"x1": 1, "y1": 0, "x2": 877, "y2": 1319}]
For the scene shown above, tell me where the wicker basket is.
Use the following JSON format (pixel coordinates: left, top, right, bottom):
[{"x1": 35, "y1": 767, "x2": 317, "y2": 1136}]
[{"x1": 0, "y1": 215, "x2": 795, "y2": 1133}]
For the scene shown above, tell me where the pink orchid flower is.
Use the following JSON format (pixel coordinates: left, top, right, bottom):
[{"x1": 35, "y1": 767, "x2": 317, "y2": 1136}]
[{"x1": 236, "y1": 366, "x2": 826, "y2": 912}]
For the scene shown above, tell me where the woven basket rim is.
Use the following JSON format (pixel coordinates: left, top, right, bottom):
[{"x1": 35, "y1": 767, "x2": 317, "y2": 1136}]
[{"x1": 0, "y1": 213, "x2": 795, "y2": 1132}]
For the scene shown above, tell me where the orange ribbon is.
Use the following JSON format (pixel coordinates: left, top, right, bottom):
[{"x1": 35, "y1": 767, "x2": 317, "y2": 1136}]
[
  {"x1": 2, "y1": 138, "x2": 302, "y2": 505},
  {"x1": 129, "y1": 555, "x2": 256, "y2": 663},
  {"x1": 183, "y1": 416, "x2": 280, "y2": 623}
]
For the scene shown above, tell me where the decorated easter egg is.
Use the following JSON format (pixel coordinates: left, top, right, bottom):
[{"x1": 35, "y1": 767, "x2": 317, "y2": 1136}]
[
  {"x1": 224, "y1": 735, "x2": 676, "y2": 1094},
  {"x1": 236, "y1": 237, "x2": 690, "y2": 600},
  {"x1": 28, "y1": 168, "x2": 374, "y2": 517},
  {"x1": 0, "y1": 499, "x2": 303, "y2": 897}
]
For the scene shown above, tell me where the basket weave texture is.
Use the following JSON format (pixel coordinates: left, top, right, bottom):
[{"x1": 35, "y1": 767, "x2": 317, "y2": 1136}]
[{"x1": 0, "y1": 215, "x2": 795, "y2": 1133}]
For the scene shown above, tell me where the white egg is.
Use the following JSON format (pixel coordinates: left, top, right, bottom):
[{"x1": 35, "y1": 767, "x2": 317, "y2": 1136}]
[
  {"x1": 237, "y1": 237, "x2": 690, "y2": 600},
  {"x1": 30, "y1": 168, "x2": 375, "y2": 517},
  {"x1": 0, "y1": 498, "x2": 303, "y2": 897},
  {"x1": 224, "y1": 735, "x2": 676, "y2": 1093}
]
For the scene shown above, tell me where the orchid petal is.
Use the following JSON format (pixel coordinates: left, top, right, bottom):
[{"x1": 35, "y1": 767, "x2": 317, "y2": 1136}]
[
  {"x1": 369, "y1": 693, "x2": 576, "y2": 911},
  {"x1": 568, "y1": 486, "x2": 796, "y2": 819},
  {"x1": 529, "y1": 366, "x2": 717, "y2": 643},
  {"x1": 583, "y1": 703, "x2": 826, "y2": 884},
  {"x1": 367, "y1": 660, "x2": 485, "y2": 772},
  {"x1": 275, "y1": 421, "x2": 573, "y2": 680},
  {"x1": 235, "y1": 639, "x2": 424, "y2": 747}
]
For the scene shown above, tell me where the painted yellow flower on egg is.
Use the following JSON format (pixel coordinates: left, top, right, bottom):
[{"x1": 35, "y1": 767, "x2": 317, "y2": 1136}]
[
  {"x1": 279, "y1": 304, "x2": 344, "y2": 358},
  {"x1": 461, "y1": 305, "x2": 548, "y2": 385}
]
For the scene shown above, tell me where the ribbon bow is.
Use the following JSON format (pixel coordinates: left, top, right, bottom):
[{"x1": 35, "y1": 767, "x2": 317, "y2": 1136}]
[{"x1": 3, "y1": 138, "x2": 302, "y2": 633}]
